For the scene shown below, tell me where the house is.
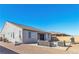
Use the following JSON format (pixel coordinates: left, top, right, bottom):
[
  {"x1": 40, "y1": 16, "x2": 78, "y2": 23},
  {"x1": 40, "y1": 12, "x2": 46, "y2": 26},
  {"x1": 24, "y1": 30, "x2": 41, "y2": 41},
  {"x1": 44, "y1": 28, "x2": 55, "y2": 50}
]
[{"x1": 0, "y1": 21, "x2": 52, "y2": 44}]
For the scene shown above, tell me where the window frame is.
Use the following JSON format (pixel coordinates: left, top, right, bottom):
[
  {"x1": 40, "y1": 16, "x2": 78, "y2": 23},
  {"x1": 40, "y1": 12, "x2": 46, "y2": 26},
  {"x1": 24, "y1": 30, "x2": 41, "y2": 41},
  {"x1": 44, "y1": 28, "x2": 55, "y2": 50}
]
[
  {"x1": 13, "y1": 32, "x2": 14, "y2": 39},
  {"x1": 28, "y1": 31, "x2": 31, "y2": 38},
  {"x1": 19, "y1": 31, "x2": 21, "y2": 39}
]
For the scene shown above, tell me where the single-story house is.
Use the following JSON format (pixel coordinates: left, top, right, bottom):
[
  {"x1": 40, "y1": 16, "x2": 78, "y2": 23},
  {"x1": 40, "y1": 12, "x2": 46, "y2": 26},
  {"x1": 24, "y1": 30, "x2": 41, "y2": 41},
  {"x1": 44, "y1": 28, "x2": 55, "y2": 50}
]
[{"x1": 0, "y1": 21, "x2": 52, "y2": 44}]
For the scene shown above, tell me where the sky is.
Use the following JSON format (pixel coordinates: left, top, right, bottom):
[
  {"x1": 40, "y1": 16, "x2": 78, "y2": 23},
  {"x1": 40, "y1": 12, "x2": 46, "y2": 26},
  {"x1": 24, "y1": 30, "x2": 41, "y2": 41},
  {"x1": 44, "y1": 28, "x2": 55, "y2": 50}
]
[{"x1": 0, "y1": 4, "x2": 79, "y2": 35}]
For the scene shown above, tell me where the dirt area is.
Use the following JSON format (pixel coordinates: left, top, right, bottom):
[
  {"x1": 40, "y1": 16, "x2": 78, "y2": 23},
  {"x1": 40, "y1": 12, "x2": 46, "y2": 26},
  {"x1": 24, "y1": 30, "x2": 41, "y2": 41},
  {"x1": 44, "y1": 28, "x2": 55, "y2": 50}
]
[
  {"x1": 57, "y1": 36, "x2": 79, "y2": 43},
  {"x1": 0, "y1": 41, "x2": 66, "y2": 54},
  {"x1": 57, "y1": 36, "x2": 71, "y2": 42},
  {"x1": 65, "y1": 44, "x2": 79, "y2": 54},
  {"x1": 0, "y1": 41, "x2": 79, "y2": 54}
]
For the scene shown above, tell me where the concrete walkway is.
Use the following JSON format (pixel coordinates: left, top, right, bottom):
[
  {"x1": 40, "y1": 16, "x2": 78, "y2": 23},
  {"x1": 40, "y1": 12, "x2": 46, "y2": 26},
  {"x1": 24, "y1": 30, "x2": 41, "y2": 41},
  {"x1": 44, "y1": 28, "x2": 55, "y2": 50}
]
[{"x1": 0, "y1": 41, "x2": 66, "y2": 54}]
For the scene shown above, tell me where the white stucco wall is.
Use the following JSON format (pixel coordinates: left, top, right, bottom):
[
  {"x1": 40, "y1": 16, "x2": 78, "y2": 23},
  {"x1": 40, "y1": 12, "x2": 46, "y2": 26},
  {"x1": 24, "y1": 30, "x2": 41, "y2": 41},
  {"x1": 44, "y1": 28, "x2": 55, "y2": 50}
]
[
  {"x1": 23, "y1": 30, "x2": 38, "y2": 43},
  {"x1": 45, "y1": 33, "x2": 51, "y2": 41},
  {"x1": 0, "y1": 33, "x2": 1, "y2": 37},
  {"x1": 1, "y1": 22, "x2": 23, "y2": 44}
]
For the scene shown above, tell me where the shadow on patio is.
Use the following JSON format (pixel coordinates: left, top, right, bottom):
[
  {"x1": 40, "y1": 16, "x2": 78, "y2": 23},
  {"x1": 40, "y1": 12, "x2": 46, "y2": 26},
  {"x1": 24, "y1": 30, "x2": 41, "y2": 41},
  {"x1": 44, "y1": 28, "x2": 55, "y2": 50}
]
[{"x1": 0, "y1": 45, "x2": 19, "y2": 54}]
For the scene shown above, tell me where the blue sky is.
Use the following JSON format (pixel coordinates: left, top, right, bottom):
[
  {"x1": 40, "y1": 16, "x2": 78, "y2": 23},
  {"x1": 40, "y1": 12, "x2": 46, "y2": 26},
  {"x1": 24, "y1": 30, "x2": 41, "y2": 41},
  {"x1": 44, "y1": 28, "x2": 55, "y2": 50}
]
[{"x1": 0, "y1": 4, "x2": 79, "y2": 35}]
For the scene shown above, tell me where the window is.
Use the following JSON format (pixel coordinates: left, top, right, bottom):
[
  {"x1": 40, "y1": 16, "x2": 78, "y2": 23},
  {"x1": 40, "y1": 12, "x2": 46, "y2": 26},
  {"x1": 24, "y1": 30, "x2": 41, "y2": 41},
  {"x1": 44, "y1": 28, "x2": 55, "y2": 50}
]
[
  {"x1": 13, "y1": 32, "x2": 14, "y2": 39},
  {"x1": 48, "y1": 34, "x2": 50, "y2": 38},
  {"x1": 19, "y1": 31, "x2": 21, "y2": 39},
  {"x1": 11, "y1": 33, "x2": 12, "y2": 38},
  {"x1": 3, "y1": 34, "x2": 5, "y2": 38},
  {"x1": 28, "y1": 31, "x2": 31, "y2": 38}
]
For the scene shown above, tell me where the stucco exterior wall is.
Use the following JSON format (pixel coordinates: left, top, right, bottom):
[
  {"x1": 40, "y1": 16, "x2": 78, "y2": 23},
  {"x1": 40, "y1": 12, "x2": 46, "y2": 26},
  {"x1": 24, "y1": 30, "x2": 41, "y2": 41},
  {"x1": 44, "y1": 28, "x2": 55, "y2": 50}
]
[
  {"x1": 0, "y1": 33, "x2": 1, "y2": 37},
  {"x1": 45, "y1": 33, "x2": 51, "y2": 41},
  {"x1": 1, "y1": 22, "x2": 23, "y2": 44},
  {"x1": 23, "y1": 30, "x2": 38, "y2": 43}
]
